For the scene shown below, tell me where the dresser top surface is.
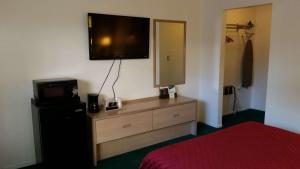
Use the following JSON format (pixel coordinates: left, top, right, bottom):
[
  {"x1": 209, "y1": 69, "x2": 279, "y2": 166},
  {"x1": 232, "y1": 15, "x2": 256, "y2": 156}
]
[{"x1": 87, "y1": 96, "x2": 196, "y2": 120}]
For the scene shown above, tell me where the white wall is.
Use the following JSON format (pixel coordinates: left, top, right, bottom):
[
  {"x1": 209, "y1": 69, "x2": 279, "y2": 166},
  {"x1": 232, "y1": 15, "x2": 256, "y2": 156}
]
[
  {"x1": 201, "y1": 0, "x2": 300, "y2": 133},
  {"x1": 250, "y1": 5, "x2": 272, "y2": 110},
  {"x1": 264, "y1": 0, "x2": 300, "y2": 133},
  {"x1": 0, "y1": 0, "x2": 203, "y2": 168},
  {"x1": 198, "y1": 0, "x2": 223, "y2": 127}
]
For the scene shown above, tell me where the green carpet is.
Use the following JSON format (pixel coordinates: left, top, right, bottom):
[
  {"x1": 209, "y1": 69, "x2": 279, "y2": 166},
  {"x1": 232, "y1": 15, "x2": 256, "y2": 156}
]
[
  {"x1": 21, "y1": 109, "x2": 264, "y2": 169},
  {"x1": 222, "y1": 109, "x2": 265, "y2": 128}
]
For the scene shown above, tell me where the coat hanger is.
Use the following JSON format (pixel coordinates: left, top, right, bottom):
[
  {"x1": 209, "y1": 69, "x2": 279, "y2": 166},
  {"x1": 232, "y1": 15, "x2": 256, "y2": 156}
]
[{"x1": 225, "y1": 36, "x2": 234, "y2": 43}]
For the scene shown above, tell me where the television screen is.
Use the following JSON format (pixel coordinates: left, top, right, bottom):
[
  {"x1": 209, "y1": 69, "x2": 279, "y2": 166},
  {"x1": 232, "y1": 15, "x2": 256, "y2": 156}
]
[{"x1": 88, "y1": 13, "x2": 150, "y2": 60}]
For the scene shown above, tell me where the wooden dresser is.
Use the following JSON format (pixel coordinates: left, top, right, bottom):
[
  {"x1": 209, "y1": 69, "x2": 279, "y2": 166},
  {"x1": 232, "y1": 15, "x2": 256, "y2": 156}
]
[{"x1": 87, "y1": 96, "x2": 197, "y2": 166}]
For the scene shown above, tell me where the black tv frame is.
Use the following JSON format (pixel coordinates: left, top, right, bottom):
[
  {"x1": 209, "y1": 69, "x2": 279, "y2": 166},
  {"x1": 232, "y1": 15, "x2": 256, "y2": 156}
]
[{"x1": 88, "y1": 13, "x2": 150, "y2": 60}]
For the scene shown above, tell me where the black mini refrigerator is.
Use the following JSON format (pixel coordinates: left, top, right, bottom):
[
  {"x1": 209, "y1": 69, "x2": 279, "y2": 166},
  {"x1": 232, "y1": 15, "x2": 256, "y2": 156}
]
[{"x1": 31, "y1": 100, "x2": 92, "y2": 168}]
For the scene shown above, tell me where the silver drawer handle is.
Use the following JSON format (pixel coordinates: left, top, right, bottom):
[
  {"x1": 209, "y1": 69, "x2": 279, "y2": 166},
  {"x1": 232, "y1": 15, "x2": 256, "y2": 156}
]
[
  {"x1": 173, "y1": 114, "x2": 180, "y2": 117},
  {"x1": 122, "y1": 124, "x2": 132, "y2": 128}
]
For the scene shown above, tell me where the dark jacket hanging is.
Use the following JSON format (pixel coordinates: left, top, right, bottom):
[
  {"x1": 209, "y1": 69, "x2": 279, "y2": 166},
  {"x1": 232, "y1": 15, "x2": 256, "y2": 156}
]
[{"x1": 242, "y1": 39, "x2": 253, "y2": 88}]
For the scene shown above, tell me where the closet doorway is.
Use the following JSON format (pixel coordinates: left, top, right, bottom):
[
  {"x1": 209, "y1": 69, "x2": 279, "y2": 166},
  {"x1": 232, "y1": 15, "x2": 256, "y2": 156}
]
[{"x1": 220, "y1": 4, "x2": 272, "y2": 127}]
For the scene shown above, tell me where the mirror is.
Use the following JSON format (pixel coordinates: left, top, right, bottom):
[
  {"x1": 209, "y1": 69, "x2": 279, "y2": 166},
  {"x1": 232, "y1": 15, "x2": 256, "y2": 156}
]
[{"x1": 154, "y1": 19, "x2": 186, "y2": 87}]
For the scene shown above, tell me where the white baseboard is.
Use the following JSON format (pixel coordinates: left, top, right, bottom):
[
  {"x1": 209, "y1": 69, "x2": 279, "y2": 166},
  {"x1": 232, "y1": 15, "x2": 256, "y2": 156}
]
[
  {"x1": 2, "y1": 160, "x2": 36, "y2": 169},
  {"x1": 205, "y1": 121, "x2": 222, "y2": 128}
]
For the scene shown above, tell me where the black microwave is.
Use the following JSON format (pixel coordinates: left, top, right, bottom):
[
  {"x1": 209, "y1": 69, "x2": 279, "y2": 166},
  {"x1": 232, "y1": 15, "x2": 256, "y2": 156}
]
[{"x1": 33, "y1": 78, "x2": 80, "y2": 105}]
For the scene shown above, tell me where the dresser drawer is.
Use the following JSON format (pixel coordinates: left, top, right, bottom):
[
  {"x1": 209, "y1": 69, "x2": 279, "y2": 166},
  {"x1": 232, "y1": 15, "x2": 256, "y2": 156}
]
[
  {"x1": 153, "y1": 103, "x2": 196, "y2": 129},
  {"x1": 96, "y1": 111, "x2": 153, "y2": 143}
]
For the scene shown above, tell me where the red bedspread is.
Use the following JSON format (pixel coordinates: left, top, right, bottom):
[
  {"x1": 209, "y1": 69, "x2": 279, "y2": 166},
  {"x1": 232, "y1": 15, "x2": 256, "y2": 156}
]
[{"x1": 139, "y1": 122, "x2": 300, "y2": 169}]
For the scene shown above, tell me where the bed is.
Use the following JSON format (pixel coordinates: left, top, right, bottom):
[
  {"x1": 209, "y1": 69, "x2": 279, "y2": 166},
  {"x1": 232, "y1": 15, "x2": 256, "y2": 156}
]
[{"x1": 139, "y1": 122, "x2": 300, "y2": 169}]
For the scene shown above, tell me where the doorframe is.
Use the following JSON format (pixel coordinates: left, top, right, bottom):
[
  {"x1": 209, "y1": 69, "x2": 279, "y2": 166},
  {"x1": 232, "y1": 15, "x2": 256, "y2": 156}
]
[{"x1": 217, "y1": 3, "x2": 273, "y2": 127}]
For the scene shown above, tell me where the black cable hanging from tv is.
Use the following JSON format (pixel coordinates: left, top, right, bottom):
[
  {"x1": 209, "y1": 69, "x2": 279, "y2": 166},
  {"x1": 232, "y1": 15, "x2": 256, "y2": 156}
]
[
  {"x1": 98, "y1": 59, "x2": 116, "y2": 95},
  {"x1": 112, "y1": 59, "x2": 122, "y2": 99}
]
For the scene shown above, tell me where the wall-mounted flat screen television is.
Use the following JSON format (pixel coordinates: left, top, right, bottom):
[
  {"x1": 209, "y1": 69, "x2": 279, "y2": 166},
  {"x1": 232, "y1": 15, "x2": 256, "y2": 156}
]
[{"x1": 88, "y1": 13, "x2": 150, "y2": 60}]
